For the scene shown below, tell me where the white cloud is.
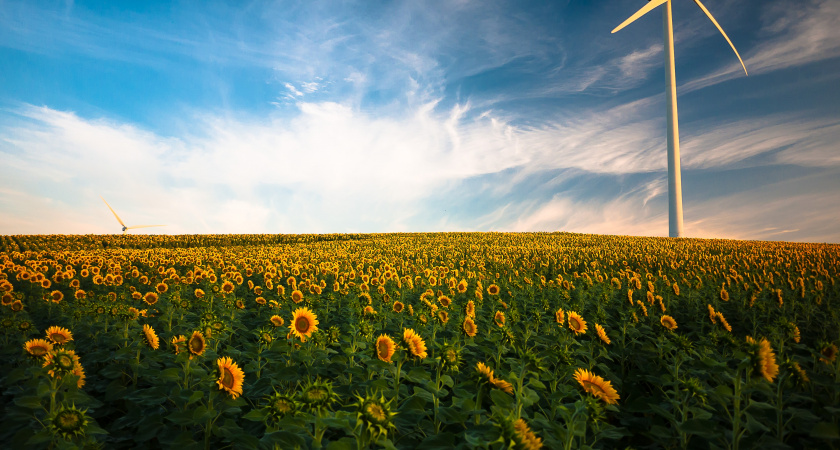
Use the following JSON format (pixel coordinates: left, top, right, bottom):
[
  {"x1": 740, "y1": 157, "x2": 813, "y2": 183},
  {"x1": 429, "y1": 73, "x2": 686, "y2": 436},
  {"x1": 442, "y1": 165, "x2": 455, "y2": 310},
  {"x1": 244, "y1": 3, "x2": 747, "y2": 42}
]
[{"x1": 682, "y1": 0, "x2": 840, "y2": 92}]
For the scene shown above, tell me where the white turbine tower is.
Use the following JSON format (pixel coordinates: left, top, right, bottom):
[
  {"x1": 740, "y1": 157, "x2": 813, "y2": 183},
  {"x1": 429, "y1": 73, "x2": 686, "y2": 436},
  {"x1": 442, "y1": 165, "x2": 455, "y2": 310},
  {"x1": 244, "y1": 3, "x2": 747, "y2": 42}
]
[
  {"x1": 101, "y1": 196, "x2": 166, "y2": 234},
  {"x1": 612, "y1": 0, "x2": 747, "y2": 237}
]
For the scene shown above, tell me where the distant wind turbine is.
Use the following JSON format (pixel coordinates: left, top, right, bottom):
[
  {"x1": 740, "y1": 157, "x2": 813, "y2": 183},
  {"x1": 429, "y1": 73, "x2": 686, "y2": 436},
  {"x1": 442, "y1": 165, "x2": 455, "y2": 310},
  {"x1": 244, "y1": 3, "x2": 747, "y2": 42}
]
[
  {"x1": 101, "y1": 196, "x2": 166, "y2": 234},
  {"x1": 612, "y1": 0, "x2": 747, "y2": 237}
]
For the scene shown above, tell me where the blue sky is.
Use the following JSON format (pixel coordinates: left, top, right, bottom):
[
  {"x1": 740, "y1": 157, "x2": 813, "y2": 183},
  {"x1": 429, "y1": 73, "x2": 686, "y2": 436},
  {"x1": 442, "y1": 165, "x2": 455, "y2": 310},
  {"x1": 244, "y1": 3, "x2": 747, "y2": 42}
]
[{"x1": 1, "y1": 0, "x2": 839, "y2": 242}]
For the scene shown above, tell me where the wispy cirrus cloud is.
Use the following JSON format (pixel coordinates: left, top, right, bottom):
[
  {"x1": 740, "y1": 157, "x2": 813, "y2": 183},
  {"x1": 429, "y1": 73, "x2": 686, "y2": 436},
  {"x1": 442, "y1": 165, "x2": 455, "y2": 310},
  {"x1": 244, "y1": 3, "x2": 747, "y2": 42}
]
[{"x1": 681, "y1": 0, "x2": 840, "y2": 92}]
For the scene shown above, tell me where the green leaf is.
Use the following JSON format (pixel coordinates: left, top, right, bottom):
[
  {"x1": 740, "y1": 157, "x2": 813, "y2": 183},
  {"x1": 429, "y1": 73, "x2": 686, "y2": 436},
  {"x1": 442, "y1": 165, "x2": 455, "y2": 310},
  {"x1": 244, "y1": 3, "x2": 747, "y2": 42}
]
[
  {"x1": 412, "y1": 387, "x2": 435, "y2": 404},
  {"x1": 406, "y1": 367, "x2": 431, "y2": 383},
  {"x1": 811, "y1": 422, "x2": 840, "y2": 440},
  {"x1": 437, "y1": 406, "x2": 466, "y2": 425},
  {"x1": 243, "y1": 408, "x2": 268, "y2": 422},
  {"x1": 261, "y1": 430, "x2": 307, "y2": 448},
  {"x1": 161, "y1": 367, "x2": 181, "y2": 382},
  {"x1": 489, "y1": 389, "x2": 514, "y2": 410},
  {"x1": 326, "y1": 437, "x2": 356, "y2": 450},
  {"x1": 679, "y1": 419, "x2": 719, "y2": 438},
  {"x1": 13, "y1": 396, "x2": 43, "y2": 410}
]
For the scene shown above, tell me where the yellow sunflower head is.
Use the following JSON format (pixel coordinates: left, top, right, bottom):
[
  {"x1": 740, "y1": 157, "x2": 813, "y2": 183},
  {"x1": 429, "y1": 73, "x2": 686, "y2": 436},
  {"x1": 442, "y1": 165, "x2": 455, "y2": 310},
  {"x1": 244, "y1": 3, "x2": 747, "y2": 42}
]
[
  {"x1": 216, "y1": 356, "x2": 245, "y2": 399},
  {"x1": 24, "y1": 338, "x2": 54, "y2": 357},
  {"x1": 402, "y1": 328, "x2": 428, "y2": 359},
  {"x1": 291, "y1": 289, "x2": 304, "y2": 304},
  {"x1": 142, "y1": 324, "x2": 159, "y2": 350},
  {"x1": 595, "y1": 323, "x2": 610, "y2": 345},
  {"x1": 567, "y1": 311, "x2": 587, "y2": 335},
  {"x1": 270, "y1": 315, "x2": 284, "y2": 327},
  {"x1": 660, "y1": 315, "x2": 678, "y2": 331},
  {"x1": 289, "y1": 307, "x2": 319, "y2": 342},
  {"x1": 188, "y1": 330, "x2": 206, "y2": 357},
  {"x1": 573, "y1": 368, "x2": 620, "y2": 405},
  {"x1": 375, "y1": 334, "x2": 396, "y2": 363},
  {"x1": 45, "y1": 326, "x2": 73, "y2": 345},
  {"x1": 494, "y1": 311, "x2": 506, "y2": 327},
  {"x1": 171, "y1": 335, "x2": 186, "y2": 354},
  {"x1": 462, "y1": 317, "x2": 477, "y2": 337},
  {"x1": 143, "y1": 292, "x2": 159, "y2": 306}
]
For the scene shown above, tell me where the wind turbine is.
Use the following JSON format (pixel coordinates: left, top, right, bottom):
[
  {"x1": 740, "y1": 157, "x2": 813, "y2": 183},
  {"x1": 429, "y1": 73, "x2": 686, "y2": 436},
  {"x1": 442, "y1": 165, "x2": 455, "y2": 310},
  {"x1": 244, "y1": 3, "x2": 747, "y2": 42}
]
[
  {"x1": 100, "y1": 196, "x2": 166, "y2": 234},
  {"x1": 612, "y1": 0, "x2": 747, "y2": 237}
]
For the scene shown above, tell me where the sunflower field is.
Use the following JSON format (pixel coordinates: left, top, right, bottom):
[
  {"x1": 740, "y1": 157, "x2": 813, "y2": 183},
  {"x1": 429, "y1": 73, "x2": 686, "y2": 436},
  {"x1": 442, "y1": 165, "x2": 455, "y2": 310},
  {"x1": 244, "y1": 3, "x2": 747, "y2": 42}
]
[{"x1": 0, "y1": 232, "x2": 838, "y2": 449}]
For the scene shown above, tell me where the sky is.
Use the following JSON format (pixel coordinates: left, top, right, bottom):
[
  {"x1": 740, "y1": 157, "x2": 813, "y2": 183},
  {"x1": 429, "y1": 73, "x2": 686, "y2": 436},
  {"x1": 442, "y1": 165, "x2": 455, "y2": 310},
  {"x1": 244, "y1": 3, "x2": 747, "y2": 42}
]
[{"x1": 1, "y1": 0, "x2": 839, "y2": 242}]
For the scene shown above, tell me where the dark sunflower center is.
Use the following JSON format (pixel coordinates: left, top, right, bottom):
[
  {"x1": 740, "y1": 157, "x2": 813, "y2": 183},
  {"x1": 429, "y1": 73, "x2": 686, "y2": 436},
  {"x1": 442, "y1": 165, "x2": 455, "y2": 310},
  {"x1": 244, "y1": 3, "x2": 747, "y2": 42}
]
[
  {"x1": 51, "y1": 333, "x2": 67, "y2": 344},
  {"x1": 31, "y1": 346, "x2": 48, "y2": 356},
  {"x1": 221, "y1": 367, "x2": 234, "y2": 388},
  {"x1": 57, "y1": 355, "x2": 74, "y2": 370},
  {"x1": 365, "y1": 402, "x2": 386, "y2": 422},
  {"x1": 190, "y1": 337, "x2": 204, "y2": 352},
  {"x1": 56, "y1": 411, "x2": 82, "y2": 431},
  {"x1": 272, "y1": 398, "x2": 292, "y2": 413},
  {"x1": 377, "y1": 340, "x2": 391, "y2": 356},
  {"x1": 295, "y1": 317, "x2": 310, "y2": 333},
  {"x1": 307, "y1": 387, "x2": 327, "y2": 402}
]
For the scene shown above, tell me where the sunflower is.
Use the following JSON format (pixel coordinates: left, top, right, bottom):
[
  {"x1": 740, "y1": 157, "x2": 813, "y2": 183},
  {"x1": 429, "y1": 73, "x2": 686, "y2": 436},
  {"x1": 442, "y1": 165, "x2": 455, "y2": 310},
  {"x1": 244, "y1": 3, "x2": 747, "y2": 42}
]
[
  {"x1": 1, "y1": 293, "x2": 12, "y2": 306},
  {"x1": 50, "y1": 290, "x2": 64, "y2": 303},
  {"x1": 216, "y1": 357, "x2": 245, "y2": 399},
  {"x1": 255, "y1": 296, "x2": 266, "y2": 305},
  {"x1": 487, "y1": 284, "x2": 500, "y2": 296},
  {"x1": 660, "y1": 315, "x2": 678, "y2": 331},
  {"x1": 49, "y1": 404, "x2": 90, "y2": 441},
  {"x1": 791, "y1": 323, "x2": 800, "y2": 344},
  {"x1": 492, "y1": 377, "x2": 515, "y2": 395},
  {"x1": 171, "y1": 335, "x2": 186, "y2": 354},
  {"x1": 465, "y1": 300, "x2": 475, "y2": 318},
  {"x1": 291, "y1": 290, "x2": 304, "y2": 304},
  {"x1": 494, "y1": 311, "x2": 506, "y2": 327},
  {"x1": 573, "y1": 368, "x2": 620, "y2": 405},
  {"x1": 270, "y1": 315, "x2": 284, "y2": 327},
  {"x1": 716, "y1": 313, "x2": 732, "y2": 332},
  {"x1": 42, "y1": 349, "x2": 86, "y2": 388},
  {"x1": 221, "y1": 280, "x2": 235, "y2": 295},
  {"x1": 392, "y1": 301, "x2": 404, "y2": 313},
  {"x1": 142, "y1": 324, "x2": 159, "y2": 350},
  {"x1": 555, "y1": 308, "x2": 565, "y2": 324},
  {"x1": 595, "y1": 323, "x2": 611, "y2": 345},
  {"x1": 24, "y1": 338, "x2": 53, "y2": 357},
  {"x1": 462, "y1": 317, "x2": 477, "y2": 337},
  {"x1": 437, "y1": 309, "x2": 449, "y2": 324},
  {"x1": 438, "y1": 295, "x2": 451, "y2": 308},
  {"x1": 375, "y1": 334, "x2": 395, "y2": 362},
  {"x1": 45, "y1": 326, "x2": 73, "y2": 345},
  {"x1": 155, "y1": 282, "x2": 168, "y2": 294},
  {"x1": 188, "y1": 330, "x2": 206, "y2": 357},
  {"x1": 10, "y1": 300, "x2": 23, "y2": 312},
  {"x1": 512, "y1": 418, "x2": 543, "y2": 450},
  {"x1": 820, "y1": 344, "x2": 838, "y2": 365},
  {"x1": 476, "y1": 362, "x2": 495, "y2": 383},
  {"x1": 195, "y1": 289, "x2": 205, "y2": 299},
  {"x1": 567, "y1": 311, "x2": 587, "y2": 335},
  {"x1": 290, "y1": 307, "x2": 319, "y2": 342},
  {"x1": 747, "y1": 336, "x2": 779, "y2": 382},
  {"x1": 457, "y1": 279, "x2": 468, "y2": 294},
  {"x1": 143, "y1": 292, "x2": 159, "y2": 306},
  {"x1": 708, "y1": 305, "x2": 717, "y2": 323},
  {"x1": 402, "y1": 328, "x2": 428, "y2": 359},
  {"x1": 266, "y1": 393, "x2": 296, "y2": 420}
]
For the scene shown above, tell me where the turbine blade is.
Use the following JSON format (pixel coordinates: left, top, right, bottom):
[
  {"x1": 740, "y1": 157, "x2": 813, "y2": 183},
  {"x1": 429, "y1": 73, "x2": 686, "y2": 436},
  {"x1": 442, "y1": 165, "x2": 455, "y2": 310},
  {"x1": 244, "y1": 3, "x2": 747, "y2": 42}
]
[
  {"x1": 612, "y1": 0, "x2": 669, "y2": 34},
  {"x1": 100, "y1": 196, "x2": 127, "y2": 228},
  {"x1": 693, "y1": 0, "x2": 748, "y2": 75},
  {"x1": 125, "y1": 225, "x2": 166, "y2": 229}
]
